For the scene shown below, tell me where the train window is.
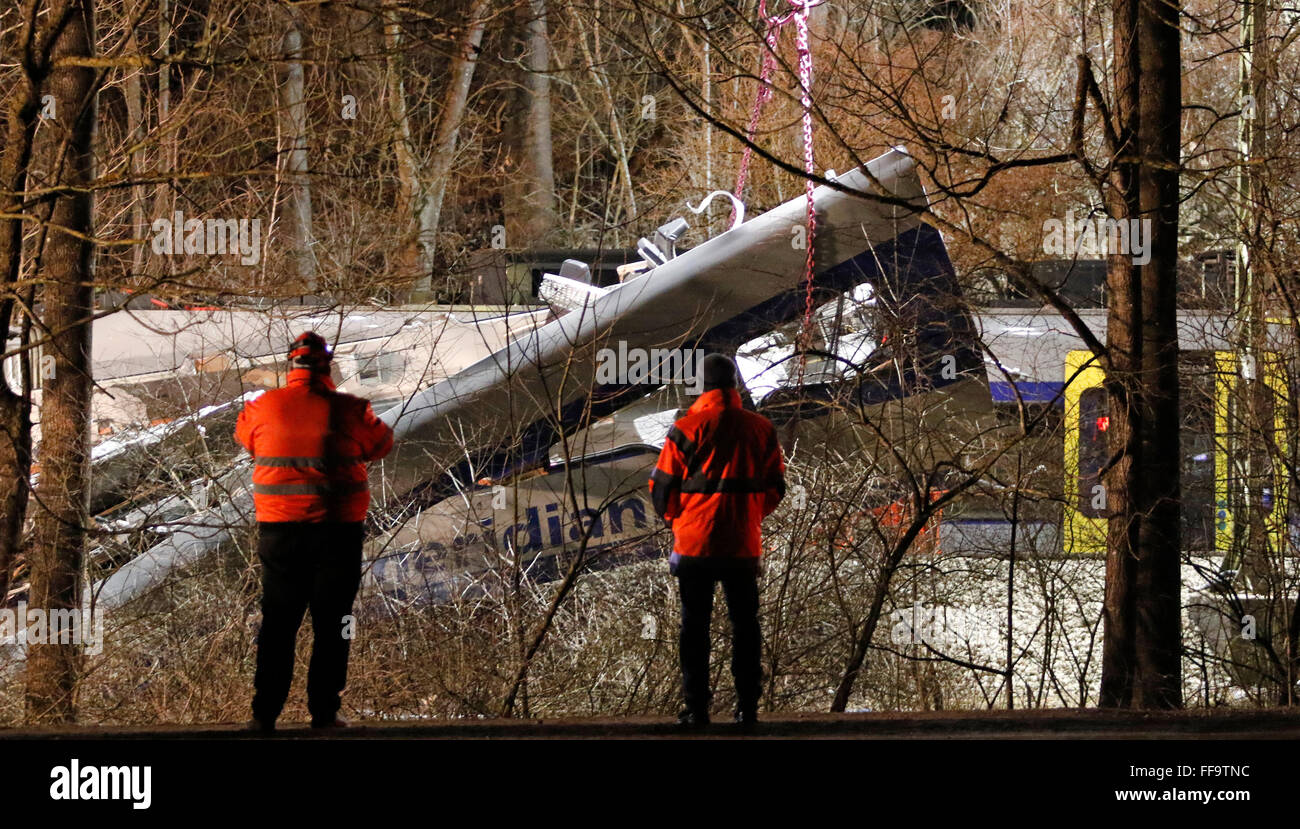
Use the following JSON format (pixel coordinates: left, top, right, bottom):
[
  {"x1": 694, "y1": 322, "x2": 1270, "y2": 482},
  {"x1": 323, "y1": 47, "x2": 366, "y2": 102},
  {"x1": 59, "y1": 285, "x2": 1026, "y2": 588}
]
[
  {"x1": 815, "y1": 285, "x2": 877, "y2": 344},
  {"x1": 356, "y1": 351, "x2": 404, "y2": 386},
  {"x1": 1074, "y1": 356, "x2": 1219, "y2": 545},
  {"x1": 2, "y1": 344, "x2": 45, "y2": 392},
  {"x1": 1077, "y1": 388, "x2": 1108, "y2": 517}
]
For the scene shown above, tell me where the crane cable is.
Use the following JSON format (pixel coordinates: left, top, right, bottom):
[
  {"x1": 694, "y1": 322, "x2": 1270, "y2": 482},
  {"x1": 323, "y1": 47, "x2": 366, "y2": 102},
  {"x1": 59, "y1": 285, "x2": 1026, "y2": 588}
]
[{"x1": 732, "y1": 0, "x2": 821, "y2": 416}]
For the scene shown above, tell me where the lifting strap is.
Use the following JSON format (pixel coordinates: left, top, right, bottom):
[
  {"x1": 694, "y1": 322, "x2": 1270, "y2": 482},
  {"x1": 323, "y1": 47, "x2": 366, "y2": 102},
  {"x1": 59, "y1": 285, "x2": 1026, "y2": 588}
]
[{"x1": 732, "y1": 0, "x2": 821, "y2": 415}]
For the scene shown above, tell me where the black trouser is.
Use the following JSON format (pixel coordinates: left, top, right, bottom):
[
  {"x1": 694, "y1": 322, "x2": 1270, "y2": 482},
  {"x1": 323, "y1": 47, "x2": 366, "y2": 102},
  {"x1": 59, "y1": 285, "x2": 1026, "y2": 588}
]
[
  {"x1": 252, "y1": 521, "x2": 364, "y2": 725},
  {"x1": 672, "y1": 556, "x2": 762, "y2": 716}
]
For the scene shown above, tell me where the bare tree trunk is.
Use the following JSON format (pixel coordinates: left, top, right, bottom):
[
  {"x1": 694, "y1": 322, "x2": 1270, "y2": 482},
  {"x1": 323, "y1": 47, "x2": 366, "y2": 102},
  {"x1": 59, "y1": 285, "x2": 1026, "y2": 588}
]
[
  {"x1": 1098, "y1": 0, "x2": 1141, "y2": 706},
  {"x1": 279, "y1": 5, "x2": 315, "y2": 292},
  {"x1": 383, "y1": 2, "x2": 424, "y2": 287},
  {"x1": 385, "y1": 0, "x2": 489, "y2": 296},
  {"x1": 1132, "y1": 0, "x2": 1183, "y2": 709},
  {"x1": 1099, "y1": 0, "x2": 1183, "y2": 709},
  {"x1": 416, "y1": 0, "x2": 490, "y2": 295},
  {"x1": 1232, "y1": 0, "x2": 1291, "y2": 707},
  {"x1": 570, "y1": 8, "x2": 637, "y2": 225},
  {"x1": 25, "y1": 0, "x2": 97, "y2": 724},
  {"x1": 124, "y1": 20, "x2": 146, "y2": 281},
  {"x1": 502, "y1": 0, "x2": 557, "y2": 248},
  {"x1": 154, "y1": 0, "x2": 172, "y2": 280},
  {"x1": 0, "y1": 1, "x2": 43, "y2": 605}
]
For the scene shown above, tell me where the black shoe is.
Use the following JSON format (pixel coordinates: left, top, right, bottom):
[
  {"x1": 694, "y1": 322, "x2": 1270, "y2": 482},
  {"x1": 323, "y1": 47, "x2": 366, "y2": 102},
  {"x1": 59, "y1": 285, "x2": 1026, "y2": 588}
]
[
  {"x1": 247, "y1": 717, "x2": 275, "y2": 734},
  {"x1": 677, "y1": 709, "x2": 710, "y2": 730},
  {"x1": 735, "y1": 710, "x2": 758, "y2": 731}
]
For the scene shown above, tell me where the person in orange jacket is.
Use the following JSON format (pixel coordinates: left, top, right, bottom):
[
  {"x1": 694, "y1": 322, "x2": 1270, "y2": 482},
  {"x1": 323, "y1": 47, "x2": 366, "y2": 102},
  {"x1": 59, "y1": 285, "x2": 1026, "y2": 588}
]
[
  {"x1": 648, "y1": 353, "x2": 785, "y2": 729},
  {"x1": 235, "y1": 331, "x2": 393, "y2": 732}
]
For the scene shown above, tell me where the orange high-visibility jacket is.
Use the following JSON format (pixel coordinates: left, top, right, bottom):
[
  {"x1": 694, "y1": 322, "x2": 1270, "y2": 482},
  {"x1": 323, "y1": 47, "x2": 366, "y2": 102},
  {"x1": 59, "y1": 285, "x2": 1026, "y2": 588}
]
[
  {"x1": 648, "y1": 388, "x2": 786, "y2": 558},
  {"x1": 235, "y1": 369, "x2": 394, "y2": 523}
]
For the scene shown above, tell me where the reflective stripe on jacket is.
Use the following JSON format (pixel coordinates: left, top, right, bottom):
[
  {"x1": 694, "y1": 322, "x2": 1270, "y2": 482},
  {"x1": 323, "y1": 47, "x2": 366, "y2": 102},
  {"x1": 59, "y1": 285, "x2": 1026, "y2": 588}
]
[
  {"x1": 648, "y1": 387, "x2": 786, "y2": 558},
  {"x1": 235, "y1": 368, "x2": 394, "y2": 523}
]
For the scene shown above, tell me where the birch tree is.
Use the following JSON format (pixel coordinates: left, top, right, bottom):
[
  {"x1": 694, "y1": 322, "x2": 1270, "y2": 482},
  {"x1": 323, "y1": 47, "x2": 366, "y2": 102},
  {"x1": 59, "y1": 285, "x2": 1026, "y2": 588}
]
[
  {"x1": 386, "y1": 0, "x2": 491, "y2": 296},
  {"x1": 277, "y1": 2, "x2": 315, "y2": 293},
  {"x1": 502, "y1": 0, "x2": 558, "y2": 248}
]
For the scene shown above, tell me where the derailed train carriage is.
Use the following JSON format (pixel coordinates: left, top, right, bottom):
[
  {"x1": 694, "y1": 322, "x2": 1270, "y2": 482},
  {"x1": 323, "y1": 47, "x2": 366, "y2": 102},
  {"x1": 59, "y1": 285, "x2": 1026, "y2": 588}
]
[{"x1": 8, "y1": 148, "x2": 1293, "y2": 691}]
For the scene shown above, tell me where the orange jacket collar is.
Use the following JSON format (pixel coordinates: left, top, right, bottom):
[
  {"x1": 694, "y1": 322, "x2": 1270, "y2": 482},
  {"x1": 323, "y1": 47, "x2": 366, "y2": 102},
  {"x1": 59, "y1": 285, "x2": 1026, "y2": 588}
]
[
  {"x1": 287, "y1": 367, "x2": 335, "y2": 390},
  {"x1": 689, "y1": 387, "x2": 742, "y2": 414}
]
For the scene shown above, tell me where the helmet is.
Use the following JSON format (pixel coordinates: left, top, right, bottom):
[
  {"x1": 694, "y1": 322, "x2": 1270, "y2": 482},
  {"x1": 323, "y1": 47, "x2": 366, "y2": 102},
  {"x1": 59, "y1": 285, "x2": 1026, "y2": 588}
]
[{"x1": 288, "y1": 331, "x2": 332, "y2": 371}]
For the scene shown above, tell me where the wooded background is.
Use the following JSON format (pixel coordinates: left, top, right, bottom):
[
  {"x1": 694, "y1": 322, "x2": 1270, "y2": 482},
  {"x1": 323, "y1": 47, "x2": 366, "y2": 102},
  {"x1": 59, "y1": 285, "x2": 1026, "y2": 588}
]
[{"x1": 3, "y1": 0, "x2": 1300, "y2": 724}]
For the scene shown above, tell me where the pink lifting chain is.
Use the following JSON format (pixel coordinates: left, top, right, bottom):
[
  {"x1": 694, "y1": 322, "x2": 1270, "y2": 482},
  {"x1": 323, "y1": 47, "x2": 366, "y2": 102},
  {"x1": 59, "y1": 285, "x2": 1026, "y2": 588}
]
[{"x1": 732, "y1": 0, "x2": 820, "y2": 390}]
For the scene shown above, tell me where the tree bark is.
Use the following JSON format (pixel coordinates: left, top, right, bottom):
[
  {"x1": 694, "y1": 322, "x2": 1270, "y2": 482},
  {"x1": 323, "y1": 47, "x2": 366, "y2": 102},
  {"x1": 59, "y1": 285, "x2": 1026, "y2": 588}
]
[
  {"x1": 0, "y1": 1, "x2": 43, "y2": 605},
  {"x1": 1132, "y1": 0, "x2": 1184, "y2": 709},
  {"x1": 1099, "y1": 0, "x2": 1183, "y2": 709},
  {"x1": 383, "y1": 2, "x2": 423, "y2": 287},
  {"x1": 502, "y1": 0, "x2": 557, "y2": 248},
  {"x1": 24, "y1": 0, "x2": 98, "y2": 724},
  {"x1": 385, "y1": 0, "x2": 489, "y2": 296},
  {"x1": 416, "y1": 0, "x2": 490, "y2": 295},
  {"x1": 154, "y1": 0, "x2": 173, "y2": 279},
  {"x1": 124, "y1": 21, "x2": 147, "y2": 281},
  {"x1": 279, "y1": 5, "x2": 315, "y2": 292},
  {"x1": 1098, "y1": 0, "x2": 1142, "y2": 707}
]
